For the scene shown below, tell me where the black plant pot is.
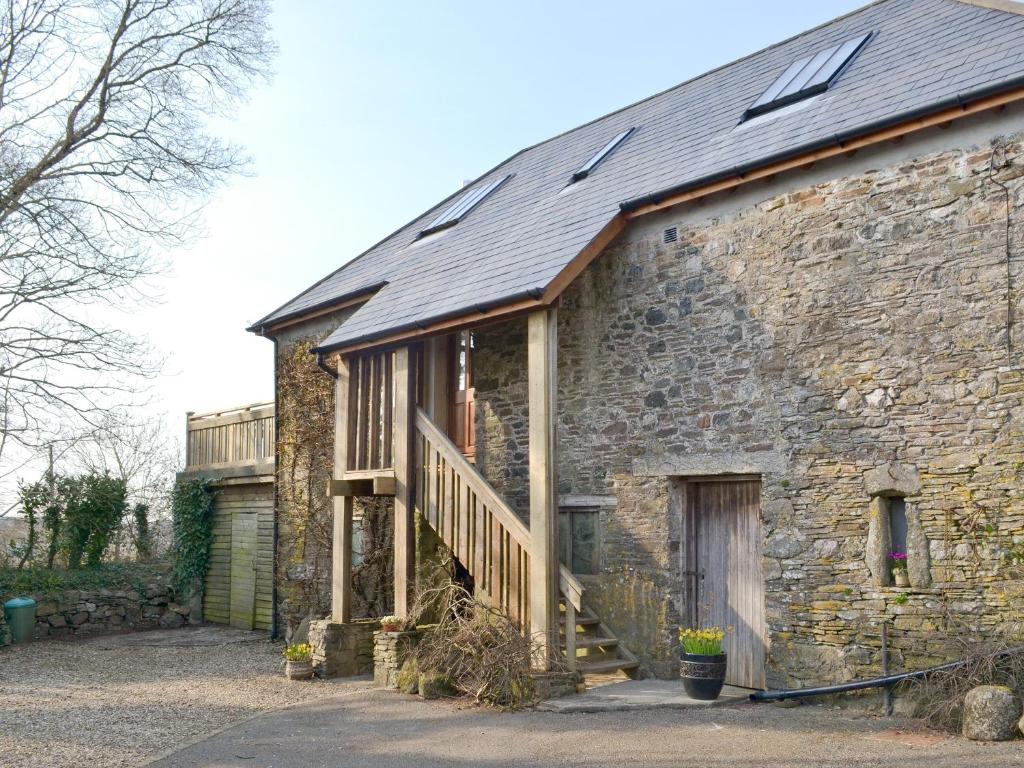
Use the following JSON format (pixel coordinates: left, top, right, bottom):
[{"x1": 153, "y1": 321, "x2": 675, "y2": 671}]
[{"x1": 679, "y1": 652, "x2": 727, "y2": 701}]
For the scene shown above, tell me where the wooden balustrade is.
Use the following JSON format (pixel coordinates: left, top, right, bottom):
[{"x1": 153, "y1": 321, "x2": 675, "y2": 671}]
[
  {"x1": 347, "y1": 350, "x2": 395, "y2": 473},
  {"x1": 185, "y1": 402, "x2": 275, "y2": 472},
  {"x1": 413, "y1": 407, "x2": 582, "y2": 641}
]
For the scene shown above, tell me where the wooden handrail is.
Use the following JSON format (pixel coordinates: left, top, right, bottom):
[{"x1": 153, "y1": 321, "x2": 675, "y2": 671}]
[
  {"x1": 415, "y1": 408, "x2": 529, "y2": 539},
  {"x1": 414, "y1": 407, "x2": 582, "y2": 611}
]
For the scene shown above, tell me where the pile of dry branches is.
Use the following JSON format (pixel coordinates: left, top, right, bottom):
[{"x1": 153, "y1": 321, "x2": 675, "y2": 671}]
[
  {"x1": 907, "y1": 622, "x2": 1024, "y2": 732},
  {"x1": 410, "y1": 582, "x2": 558, "y2": 709}
]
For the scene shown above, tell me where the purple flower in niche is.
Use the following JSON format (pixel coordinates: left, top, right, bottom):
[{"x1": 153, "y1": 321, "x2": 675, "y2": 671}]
[{"x1": 889, "y1": 551, "x2": 907, "y2": 561}]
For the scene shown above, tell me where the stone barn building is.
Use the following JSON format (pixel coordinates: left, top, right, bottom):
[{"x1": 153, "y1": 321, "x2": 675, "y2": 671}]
[{"x1": 249, "y1": 0, "x2": 1024, "y2": 689}]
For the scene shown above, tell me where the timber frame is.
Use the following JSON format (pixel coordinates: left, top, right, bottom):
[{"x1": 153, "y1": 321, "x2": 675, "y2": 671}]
[{"x1": 326, "y1": 307, "x2": 578, "y2": 667}]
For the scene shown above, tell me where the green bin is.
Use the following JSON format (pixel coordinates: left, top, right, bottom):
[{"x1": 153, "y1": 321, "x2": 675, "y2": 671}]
[{"x1": 4, "y1": 596, "x2": 37, "y2": 644}]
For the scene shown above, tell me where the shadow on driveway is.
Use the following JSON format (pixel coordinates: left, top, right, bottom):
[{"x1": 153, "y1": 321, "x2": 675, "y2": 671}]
[{"x1": 147, "y1": 686, "x2": 1020, "y2": 768}]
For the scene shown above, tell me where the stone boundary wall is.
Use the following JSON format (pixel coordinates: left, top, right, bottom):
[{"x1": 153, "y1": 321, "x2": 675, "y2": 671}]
[{"x1": 25, "y1": 570, "x2": 193, "y2": 640}]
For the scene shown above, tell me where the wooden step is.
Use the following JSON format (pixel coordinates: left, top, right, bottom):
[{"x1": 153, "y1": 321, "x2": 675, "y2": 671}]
[
  {"x1": 576, "y1": 658, "x2": 640, "y2": 674},
  {"x1": 558, "y1": 616, "x2": 600, "y2": 633},
  {"x1": 573, "y1": 636, "x2": 619, "y2": 650}
]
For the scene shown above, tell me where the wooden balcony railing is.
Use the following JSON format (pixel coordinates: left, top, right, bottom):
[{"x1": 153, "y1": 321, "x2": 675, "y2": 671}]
[{"x1": 185, "y1": 402, "x2": 275, "y2": 479}]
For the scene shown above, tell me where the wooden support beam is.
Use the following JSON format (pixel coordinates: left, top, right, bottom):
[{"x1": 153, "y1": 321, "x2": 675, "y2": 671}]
[
  {"x1": 393, "y1": 346, "x2": 417, "y2": 617},
  {"x1": 328, "y1": 478, "x2": 373, "y2": 497},
  {"x1": 327, "y1": 473, "x2": 397, "y2": 497},
  {"x1": 332, "y1": 358, "x2": 354, "y2": 624},
  {"x1": 528, "y1": 308, "x2": 559, "y2": 666}
]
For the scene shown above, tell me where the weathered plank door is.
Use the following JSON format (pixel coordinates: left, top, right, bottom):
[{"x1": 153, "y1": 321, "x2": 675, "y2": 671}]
[
  {"x1": 229, "y1": 514, "x2": 258, "y2": 630},
  {"x1": 687, "y1": 479, "x2": 766, "y2": 689}
]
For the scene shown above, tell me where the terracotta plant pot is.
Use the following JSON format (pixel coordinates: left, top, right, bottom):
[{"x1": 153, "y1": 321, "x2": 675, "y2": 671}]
[
  {"x1": 285, "y1": 659, "x2": 314, "y2": 680},
  {"x1": 680, "y1": 652, "x2": 727, "y2": 700},
  {"x1": 893, "y1": 571, "x2": 910, "y2": 587},
  {"x1": 380, "y1": 624, "x2": 403, "y2": 633}
]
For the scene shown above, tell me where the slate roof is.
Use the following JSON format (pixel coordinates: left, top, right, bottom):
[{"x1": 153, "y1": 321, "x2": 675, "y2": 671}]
[{"x1": 251, "y1": 0, "x2": 1024, "y2": 351}]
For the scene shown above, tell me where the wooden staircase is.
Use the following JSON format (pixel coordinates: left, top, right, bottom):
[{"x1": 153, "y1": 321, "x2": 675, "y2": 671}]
[
  {"x1": 414, "y1": 407, "x2": 638, "y2": 681},
  {"x1": 561, "y1": 600, "x2": 639, "y2": 677}
]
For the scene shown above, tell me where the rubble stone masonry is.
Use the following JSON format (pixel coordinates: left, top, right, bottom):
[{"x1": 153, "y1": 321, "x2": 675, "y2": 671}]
[{"x1": 474, "y1": 114, "x2": 1024, "y2": 685}]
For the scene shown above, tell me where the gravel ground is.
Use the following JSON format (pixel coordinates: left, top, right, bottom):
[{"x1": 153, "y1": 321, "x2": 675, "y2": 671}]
[{"x1": 0, "y1": 626, "x2": 360, "y2": 768}]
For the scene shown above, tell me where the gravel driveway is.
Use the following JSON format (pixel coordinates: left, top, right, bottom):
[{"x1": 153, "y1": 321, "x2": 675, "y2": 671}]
[{"x1": 0, "y1": 626, "x2": 361, "y2": 768}]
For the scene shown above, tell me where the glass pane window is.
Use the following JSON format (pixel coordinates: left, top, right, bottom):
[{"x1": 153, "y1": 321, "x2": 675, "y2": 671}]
[
  {"x1": 559, "y1": 507, "x2": 600, "y2": 575},
  {"x1": 888, "y1": 496, "x2": 908, "y2": 556}
]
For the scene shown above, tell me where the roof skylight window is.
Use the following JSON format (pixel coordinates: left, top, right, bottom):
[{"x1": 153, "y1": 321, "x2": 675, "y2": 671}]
[
  {"x1": 419, "y1": 174, "x2": 512, "y2": 238},
  {"x1": 744, "y1": 32, "x2": 872, "y2": 120},
  {"x1": 571, "y1": 127, "x2": 635, "y2": 183}
]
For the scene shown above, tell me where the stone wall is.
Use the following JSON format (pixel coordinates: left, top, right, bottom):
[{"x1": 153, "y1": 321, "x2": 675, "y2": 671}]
[
  {"x1": 28, "y1": 570, "x2": 188, "y2": 639},
  {"x1": 272, "y1": 306, "x2": 395, "y2": 637},
  {"x1": 473, "y1": 319, "x2": 531, "y2": 520},
  {"x1": 474, "y1": 118, "x2": 1024, "y2": 685},
  {"x1": 308, "y1": 618, "x2": 376, "y2": 677},
  {"x1": 373, "y1": 629, "x2": 421, "y2": 689}
]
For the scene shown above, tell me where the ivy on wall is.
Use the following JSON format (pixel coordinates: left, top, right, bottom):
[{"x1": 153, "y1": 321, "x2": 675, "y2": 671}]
[
  {"x1": 276, "y1": 339, "x2": 335, "y2": 631},
  {"x1": 275, "y1": 339, "x2": 395, "y2": 634},
  {"x1": 170, "y1": 477, "x2": 215, "y2": 598}
]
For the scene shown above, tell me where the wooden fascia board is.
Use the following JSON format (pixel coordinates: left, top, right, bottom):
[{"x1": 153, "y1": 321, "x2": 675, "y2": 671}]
[
  {"x1": 257, "y1": 292, "x2": 373, "y2": 336},
  {"x1": 540, "y1": 213, "x2": 627, "y2": 303},
  {"x1": 326, "y1": 296, "x2": 548, "y2": 356},
  {"x1": 623, "y1": 85, "x2": 1024, "y2": 219}
]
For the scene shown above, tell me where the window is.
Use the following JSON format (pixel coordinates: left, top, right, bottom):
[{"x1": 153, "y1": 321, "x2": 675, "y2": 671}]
[
  {"x1": 744, "y1": 32, "x2": 872, "y2": 120},
  {"x1": 418, "y1": 174, "x2": 512, "y2": 238},
  {"x1": 570, "y1": 127, "x2": 634, "y2": 183},
  {"x1": 888, "y1": 496, "x2": 908, "y2": 557},
  {"x1": 559, "y1": 506, "x2": 600, "y2": 575}
]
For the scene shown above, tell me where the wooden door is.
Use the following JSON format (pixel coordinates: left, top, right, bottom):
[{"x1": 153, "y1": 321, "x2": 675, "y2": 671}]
[
  {"x1": 686, "y1": 479, "x2": 766, "y2": 689},
  {"x1": 448, "y1": 331, "x2": 476, "y2": 460},
  {"x1": 229, "y1": 513, "x2": 258, "y2": 630}
]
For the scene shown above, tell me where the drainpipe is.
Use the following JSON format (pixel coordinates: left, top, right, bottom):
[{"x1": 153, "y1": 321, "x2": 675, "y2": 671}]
[
  {"x1": 314, "y1": 349, "x2": 339, "y2": 379},
  {"x1": 271, "y1": 336, "x2": 280, "y2": 640}
]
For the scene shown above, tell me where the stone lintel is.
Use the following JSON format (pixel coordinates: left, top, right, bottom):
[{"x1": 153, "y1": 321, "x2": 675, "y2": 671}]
[
  {"x1": 633, "y1": 451, "x2": 785, "y2": 478},
  {"x1": 863, "y1": 462, "x2": 920, "y2": 497}
]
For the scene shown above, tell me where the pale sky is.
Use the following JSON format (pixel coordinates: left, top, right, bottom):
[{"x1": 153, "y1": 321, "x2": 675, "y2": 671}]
[{"x1": 141, "y1": 0, "x2": 864, "y2": 433}]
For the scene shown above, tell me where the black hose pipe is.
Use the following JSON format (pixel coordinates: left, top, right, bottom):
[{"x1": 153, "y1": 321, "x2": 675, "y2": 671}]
[{"x1": 750, "y1": 646, "x2": 1024, "y2": 703}]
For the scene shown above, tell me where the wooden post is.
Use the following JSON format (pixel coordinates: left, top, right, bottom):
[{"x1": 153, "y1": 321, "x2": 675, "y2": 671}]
[
  {"x1": 424, "y1": 335, "x2": 450, "y2": 427},
  {"x1": 393, "y1": 346, "x2": 417, "y2": 617},
  {"x1": 528, "y1": 308, "x2": 559, "y2": 666},
  {"x1": 331, "y1": 356, "x2": 354, "y2": 623},
  {"x1": 564, "y1": 600, "x2": 577, "y2": 672}
]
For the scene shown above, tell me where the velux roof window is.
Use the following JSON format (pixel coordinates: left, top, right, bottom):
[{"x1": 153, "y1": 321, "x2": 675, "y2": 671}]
[
  {"x1": 419, "y1": 174, "x2": 512, "y2": 238},
  {"x1": 571, "y1": 127, "x2": 635, "y2": 183},
  {"x1": 744, "y1": 32, "x2": 872, "y2": 120}
]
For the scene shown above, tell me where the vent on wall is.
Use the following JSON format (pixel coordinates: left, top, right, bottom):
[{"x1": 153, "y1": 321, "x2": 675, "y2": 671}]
[{"x1": 663, "y1": 226, "x2": 678, "y2": 244}]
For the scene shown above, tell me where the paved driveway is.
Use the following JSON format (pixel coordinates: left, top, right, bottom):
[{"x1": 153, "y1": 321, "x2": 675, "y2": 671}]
[{"x1": 150, "y1": 686, "x2": 1023, "y2": 768}]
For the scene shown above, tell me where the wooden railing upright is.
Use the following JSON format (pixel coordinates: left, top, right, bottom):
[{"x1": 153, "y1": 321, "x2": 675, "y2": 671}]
[
  {"x1": 347, "y1": 350, "x2": 395, "y2": 473},
  {"x1": 185, "y1": 402, "x2": 275, "y2": 471},
  {"x1": 413, "y1": 407, "x2": 583, "y2": 656}
]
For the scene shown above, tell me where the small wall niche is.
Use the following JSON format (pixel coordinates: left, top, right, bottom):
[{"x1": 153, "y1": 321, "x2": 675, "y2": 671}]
[{"x1": 863, "y1": 463, "x2": 931, "y2": 588}]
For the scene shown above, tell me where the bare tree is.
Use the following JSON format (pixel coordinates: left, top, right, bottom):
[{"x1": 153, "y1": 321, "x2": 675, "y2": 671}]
[
  {"x1": 72, "y1": 410, "x2": 180, "y2": 557},
  {"x1": 0, "y1": 0, "x2": 274, "y2": 462}
]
